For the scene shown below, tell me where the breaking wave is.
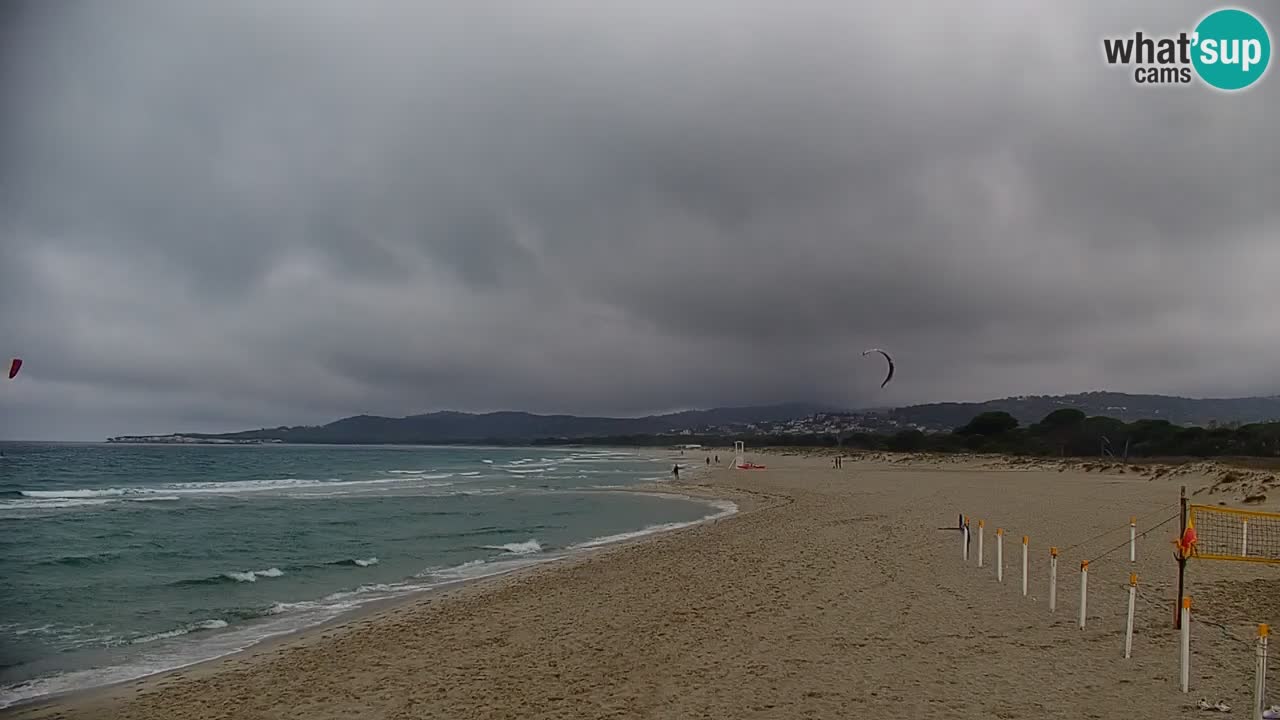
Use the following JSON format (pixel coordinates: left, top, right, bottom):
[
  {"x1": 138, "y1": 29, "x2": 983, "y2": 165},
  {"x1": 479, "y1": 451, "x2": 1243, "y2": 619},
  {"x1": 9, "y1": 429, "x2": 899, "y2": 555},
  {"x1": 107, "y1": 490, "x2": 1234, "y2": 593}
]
[
  {"x1": 128, "y1": 620, "x2": 229, "y2": 645},
  {"x1": 481, "y1": 539, "x2": 543, "y2": 555}
]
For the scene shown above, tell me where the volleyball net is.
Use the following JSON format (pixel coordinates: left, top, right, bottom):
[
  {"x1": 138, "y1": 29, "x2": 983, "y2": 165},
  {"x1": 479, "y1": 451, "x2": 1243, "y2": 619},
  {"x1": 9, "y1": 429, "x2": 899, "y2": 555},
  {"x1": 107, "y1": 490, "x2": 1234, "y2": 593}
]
[{"x1": 1186, "y1": 503, "x2": 1280, "y2": 564}]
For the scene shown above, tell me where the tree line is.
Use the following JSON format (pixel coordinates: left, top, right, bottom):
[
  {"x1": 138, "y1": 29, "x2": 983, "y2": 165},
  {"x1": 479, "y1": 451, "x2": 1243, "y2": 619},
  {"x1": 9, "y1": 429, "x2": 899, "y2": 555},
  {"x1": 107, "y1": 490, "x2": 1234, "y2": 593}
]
[{"x1": 555, "y1": 409, "x2": 1280, "y2": 459}]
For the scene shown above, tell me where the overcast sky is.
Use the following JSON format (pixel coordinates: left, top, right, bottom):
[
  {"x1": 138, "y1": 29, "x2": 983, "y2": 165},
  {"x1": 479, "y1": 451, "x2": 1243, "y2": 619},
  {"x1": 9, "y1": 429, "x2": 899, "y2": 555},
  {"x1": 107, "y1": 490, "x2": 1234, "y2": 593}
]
[{"x1": 2, "y1": 1, "x2": 1277, "y2": 440}]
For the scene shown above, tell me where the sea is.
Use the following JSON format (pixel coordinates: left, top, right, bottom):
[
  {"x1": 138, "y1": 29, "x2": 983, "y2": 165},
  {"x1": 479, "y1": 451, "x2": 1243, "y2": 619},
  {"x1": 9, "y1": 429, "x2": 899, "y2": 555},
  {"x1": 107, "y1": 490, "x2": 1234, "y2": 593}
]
[{"x1": 0, "y1": 442, "x2": 729, "y2": 709}]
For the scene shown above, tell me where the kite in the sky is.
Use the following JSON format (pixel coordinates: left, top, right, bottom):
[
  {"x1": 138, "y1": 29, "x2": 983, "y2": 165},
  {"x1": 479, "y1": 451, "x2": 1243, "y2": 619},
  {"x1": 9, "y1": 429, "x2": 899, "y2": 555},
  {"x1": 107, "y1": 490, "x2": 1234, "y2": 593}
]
[
  {"x1": 7, "y1": 358, "x2": 19, "y2": 380},
  {"x1": 862, "y1": 348, "x2": 894, "y2": 388}
]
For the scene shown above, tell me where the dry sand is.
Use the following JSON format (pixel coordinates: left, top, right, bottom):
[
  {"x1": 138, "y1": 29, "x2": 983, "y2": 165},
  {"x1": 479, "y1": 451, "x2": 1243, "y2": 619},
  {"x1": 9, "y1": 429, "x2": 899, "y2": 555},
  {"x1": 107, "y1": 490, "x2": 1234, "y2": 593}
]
[{"x1": 8, "y1": 451, "x2": 1280, "y2": 719}]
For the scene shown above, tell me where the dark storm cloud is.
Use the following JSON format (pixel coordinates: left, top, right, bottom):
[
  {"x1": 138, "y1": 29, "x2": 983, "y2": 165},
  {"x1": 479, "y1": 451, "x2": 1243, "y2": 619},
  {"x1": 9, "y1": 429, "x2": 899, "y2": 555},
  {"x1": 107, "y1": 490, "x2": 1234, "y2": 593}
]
[{"x1": 2, "y1": 0, "x2": 1278, "y2": 440}]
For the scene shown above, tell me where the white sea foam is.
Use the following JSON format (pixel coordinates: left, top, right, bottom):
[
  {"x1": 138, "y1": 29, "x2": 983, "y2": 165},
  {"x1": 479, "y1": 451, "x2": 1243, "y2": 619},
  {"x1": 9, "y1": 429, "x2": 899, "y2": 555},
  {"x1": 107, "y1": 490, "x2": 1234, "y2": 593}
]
[
  {"x1": 482, "y1": 539, "x2": 543, "y2": 555},
  {"x1": 129, "y1": 619, "x2": 228, "y2": 645},
  {"x1": 0, "y1": 460, "x2": 739, "y2": 710},
  {"x1": 353, "y1": 557, "x2": 378, "y2": 567},
  {"x1": 0, "y1": 612, "x2": 338, "y2": 709},
  {"x1": 20, "y1": 488, "x2": 132, "y2": 499},
  {"x1": 15, "y1": 474, "x2": 458, "y2": 505},
  {"x1": 1, "y1": 623, "x2": 121, "y2": 652},
  {"x1": 9, "y1": 623, "x2": 55, "y2": 636},
  {"x1": 418, "y1": 558, "x2": 486, "y2": 579},
  {"x1": 223, "y1": 567, "x2": 284, "y2": 583},
  {"x1": 508, "y1": 459, "x2": 560, "y2": 468},
  {"x1": 569, "y1": 499, "x2": 738, "y2": 550},
  {"x1": 1, "y1": 498, "x2": 117, "y2": 511},
  {"x1": 0, "y1": 506, "x2": 699, "y2": 710}
]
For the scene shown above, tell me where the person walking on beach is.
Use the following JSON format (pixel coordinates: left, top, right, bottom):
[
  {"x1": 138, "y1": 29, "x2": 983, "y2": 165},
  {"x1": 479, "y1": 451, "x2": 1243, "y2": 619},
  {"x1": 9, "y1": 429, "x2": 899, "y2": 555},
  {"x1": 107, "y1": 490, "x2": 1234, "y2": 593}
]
[{"x1": 672, "y1": 464, "x2": 680, "y2": 480}]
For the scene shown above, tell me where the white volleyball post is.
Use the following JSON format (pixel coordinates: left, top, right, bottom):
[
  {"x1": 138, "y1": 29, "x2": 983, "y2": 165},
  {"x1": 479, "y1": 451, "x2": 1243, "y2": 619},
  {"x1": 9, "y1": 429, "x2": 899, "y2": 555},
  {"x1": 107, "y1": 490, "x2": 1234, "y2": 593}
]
[
  {"x1": 963, "y1": 517, "x2": 969, "y2": 562},
  {"x1": 1255, "y1": 623, "x2": 1269, "y2": 720},
  {"x1": 977, "y1": 520, "x2": 985, "y2": 568},
  {"x1": 1180, "y1": 596, "x2": 1191, "y2": 693},
  {"x1": 1078, "y1": 560, "x2": 1089, "y2": 629},
  {"x1": 996, "y1": 528, "x2": 1004, "y2": 582},
  {"x1": 1021, "y1": 536, "x2": 1029, "y2": 596},
  {"x1": 733, "y1": 441, "x2": 745, "y2": 469},
  {"x1": 1129, "y1": 516, "x2": 1136, "y2": 562},
  {"x1": 1243, "y1": 519, "x2": 1250, "y2": 558},
  {"x1": 1124, "y1": 573, "x2": 1137, "y2": 659},
  {"x1": 1049, "y1": 547, "x2": 1059, "y2": 612}
]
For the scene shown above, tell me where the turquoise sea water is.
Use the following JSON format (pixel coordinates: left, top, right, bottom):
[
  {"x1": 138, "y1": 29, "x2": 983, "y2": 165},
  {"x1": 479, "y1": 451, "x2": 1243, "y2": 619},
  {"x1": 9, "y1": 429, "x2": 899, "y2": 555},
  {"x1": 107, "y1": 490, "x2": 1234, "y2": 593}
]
[{"x1": 0, "y1": 443, "x2": 727, "y2": 708}]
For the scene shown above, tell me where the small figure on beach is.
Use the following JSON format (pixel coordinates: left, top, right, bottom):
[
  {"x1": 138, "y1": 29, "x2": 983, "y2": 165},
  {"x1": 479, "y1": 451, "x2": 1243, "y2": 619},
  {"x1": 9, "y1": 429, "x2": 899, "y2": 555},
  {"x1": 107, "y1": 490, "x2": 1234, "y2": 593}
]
[
  {"x1": 672, "y1": 464, "x2": 680, "y2": 479},
  {"x1": 705, "y1": 457, "x2": 710, "y2": 465},
  {"x1": 714, "y1": 455, "x2": 719, "y2": 463}
]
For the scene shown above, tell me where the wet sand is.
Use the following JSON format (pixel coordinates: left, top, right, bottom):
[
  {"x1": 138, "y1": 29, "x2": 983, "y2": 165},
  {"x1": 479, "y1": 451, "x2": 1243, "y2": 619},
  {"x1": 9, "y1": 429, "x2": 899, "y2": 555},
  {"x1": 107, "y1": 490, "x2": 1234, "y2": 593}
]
[{"x1": 8, "y1": 452, "x2": 1280, "y2": 719}]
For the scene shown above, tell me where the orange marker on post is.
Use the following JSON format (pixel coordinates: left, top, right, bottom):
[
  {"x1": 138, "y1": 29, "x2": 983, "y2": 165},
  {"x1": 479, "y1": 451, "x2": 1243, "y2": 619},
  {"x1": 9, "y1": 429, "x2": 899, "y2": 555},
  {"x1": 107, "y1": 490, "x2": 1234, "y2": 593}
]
[
  {"x1": 1124, "y1": 574, "x2": 1137, "y2": 658},
  {"x1": 1257, "y1": 623, "x2": 1270, "y2": 715},
  {"x1": 977, "y1": 520, "x2": 985, "y2": 568}
]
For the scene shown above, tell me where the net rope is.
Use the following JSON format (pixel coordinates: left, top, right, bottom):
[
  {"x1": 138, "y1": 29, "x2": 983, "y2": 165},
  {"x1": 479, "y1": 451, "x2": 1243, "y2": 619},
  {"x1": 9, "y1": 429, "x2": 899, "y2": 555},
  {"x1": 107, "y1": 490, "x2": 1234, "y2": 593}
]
[{"x1": 1059, "y1": 503, "x2": 1178, "y2": 556}]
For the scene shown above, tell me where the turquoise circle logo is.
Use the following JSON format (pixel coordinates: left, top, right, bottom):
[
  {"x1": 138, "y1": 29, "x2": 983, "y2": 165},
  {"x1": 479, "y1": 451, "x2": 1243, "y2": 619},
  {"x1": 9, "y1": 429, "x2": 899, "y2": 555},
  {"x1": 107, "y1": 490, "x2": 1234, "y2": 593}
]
[{"x1": 1192, "y1": 8, "x2": 1271, "y2": 90}]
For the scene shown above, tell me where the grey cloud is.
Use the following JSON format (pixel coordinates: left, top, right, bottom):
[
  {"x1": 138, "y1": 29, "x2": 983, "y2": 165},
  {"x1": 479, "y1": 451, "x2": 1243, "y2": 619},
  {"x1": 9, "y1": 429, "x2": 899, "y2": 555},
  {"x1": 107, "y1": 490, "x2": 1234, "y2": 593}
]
[{"x1": 2, "y1": 0, "x2": 1278, "y2": 440}]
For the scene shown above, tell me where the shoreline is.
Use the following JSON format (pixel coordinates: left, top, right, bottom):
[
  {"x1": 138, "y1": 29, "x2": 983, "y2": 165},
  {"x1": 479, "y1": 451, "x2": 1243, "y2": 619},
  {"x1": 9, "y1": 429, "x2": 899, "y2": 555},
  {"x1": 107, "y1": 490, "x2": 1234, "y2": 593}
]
[
  {"x1": 0, "y1": 470, "x2": 753, "y2": 716},
  {"x1": 15, "y1": 451, "x2": 1270, "y2": 719}
]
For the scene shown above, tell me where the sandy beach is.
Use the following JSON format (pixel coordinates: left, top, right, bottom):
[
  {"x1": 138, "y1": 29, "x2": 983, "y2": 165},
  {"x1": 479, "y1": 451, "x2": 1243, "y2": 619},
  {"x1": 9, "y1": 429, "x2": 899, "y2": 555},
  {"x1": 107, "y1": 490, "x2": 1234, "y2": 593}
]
[{"x1": 8, "y1": 451, "x2": 1280, "y2": 719}]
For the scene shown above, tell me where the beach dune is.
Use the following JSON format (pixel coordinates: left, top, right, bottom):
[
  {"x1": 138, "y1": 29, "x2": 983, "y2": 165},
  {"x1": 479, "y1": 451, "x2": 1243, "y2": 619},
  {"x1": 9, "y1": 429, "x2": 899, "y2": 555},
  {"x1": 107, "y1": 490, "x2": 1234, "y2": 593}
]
[{"x1": 9, "y1": 453, "x2": 1279, "y2": 719}]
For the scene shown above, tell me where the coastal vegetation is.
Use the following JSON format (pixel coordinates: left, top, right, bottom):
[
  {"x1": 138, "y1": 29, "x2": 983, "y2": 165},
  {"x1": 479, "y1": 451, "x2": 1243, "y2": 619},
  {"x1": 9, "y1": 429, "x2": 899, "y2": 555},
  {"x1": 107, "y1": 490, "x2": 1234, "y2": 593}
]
[{"x1": 565, "y1": 409, "x2": 1280, "y2": 460}]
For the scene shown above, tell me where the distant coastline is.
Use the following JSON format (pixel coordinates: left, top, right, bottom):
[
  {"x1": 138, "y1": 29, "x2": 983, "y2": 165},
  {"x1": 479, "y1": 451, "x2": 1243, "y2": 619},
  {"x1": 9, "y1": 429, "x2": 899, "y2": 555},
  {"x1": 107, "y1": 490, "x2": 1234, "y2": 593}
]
[
  {"x1": 105, "y1": 436, "x2": 284, "y2": 445},
  {"x1": 103, "y1": 391, "x2": 1280, "y2": 458},
  {"x1": 104, "y1": 392, "x2": 1280, "y2": 448}
]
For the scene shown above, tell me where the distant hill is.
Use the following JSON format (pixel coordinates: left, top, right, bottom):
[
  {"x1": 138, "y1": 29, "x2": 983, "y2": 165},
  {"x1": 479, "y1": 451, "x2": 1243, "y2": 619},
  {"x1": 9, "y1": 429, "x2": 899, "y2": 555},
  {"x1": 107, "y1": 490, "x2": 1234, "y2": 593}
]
[
  {"x1": 107, "y1": 392, "x2": 1280, "y2": 445},
  {"x1": 109, "y1": 403, "x2": 837, "y2": 445},
  {"x1": 888, "y1": 392, "x2": 1280, "y2": 431}
]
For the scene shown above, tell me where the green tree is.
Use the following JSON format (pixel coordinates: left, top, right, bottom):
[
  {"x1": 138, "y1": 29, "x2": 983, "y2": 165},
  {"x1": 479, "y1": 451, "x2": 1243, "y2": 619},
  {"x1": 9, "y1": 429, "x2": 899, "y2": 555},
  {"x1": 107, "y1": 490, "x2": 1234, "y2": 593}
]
[
  {"x1": 887, "y1": 429, "x2": 925, "y2": 452},
  {"x1": 1030, "y1": 408, "x2": 1086, "y2": 456},
  {"x1": 1032, "y1": 408, "x2": 1086, "y2": 433},
  {"x1": 955, "y1": 411, "x2": 1019, "y2": 436}
]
